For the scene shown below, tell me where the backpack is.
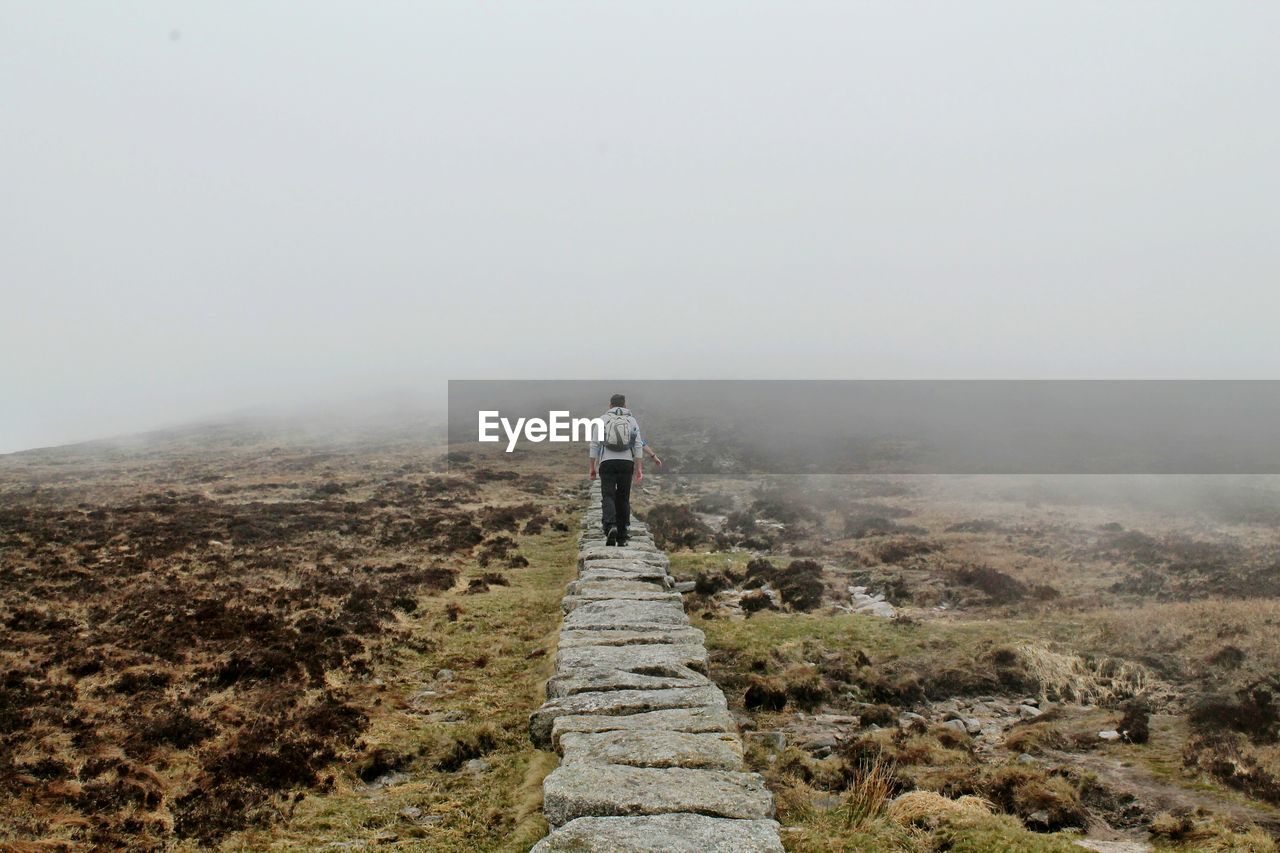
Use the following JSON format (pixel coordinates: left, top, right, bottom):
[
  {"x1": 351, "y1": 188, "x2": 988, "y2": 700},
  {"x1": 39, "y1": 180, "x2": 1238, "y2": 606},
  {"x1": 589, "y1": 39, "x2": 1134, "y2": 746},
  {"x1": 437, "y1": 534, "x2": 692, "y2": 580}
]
[{"x1": 602, "y1": 410, "x2": 633, "y2": 452}]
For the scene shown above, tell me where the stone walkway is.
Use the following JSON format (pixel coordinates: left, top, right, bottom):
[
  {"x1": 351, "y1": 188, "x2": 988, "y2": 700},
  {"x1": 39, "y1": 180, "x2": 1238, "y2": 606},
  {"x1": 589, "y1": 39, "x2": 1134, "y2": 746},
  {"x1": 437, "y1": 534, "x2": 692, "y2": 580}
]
[{"x1": 529, "y1": 485, "x2": 783, "y2": 852}]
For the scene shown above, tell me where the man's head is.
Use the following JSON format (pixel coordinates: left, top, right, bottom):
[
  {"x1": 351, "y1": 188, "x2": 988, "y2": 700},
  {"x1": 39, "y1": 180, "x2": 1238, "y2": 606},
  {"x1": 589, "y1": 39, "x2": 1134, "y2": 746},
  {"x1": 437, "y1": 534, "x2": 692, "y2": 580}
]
[{"x1": 610, "y1": 394, "x2": 626, "y2": 408}]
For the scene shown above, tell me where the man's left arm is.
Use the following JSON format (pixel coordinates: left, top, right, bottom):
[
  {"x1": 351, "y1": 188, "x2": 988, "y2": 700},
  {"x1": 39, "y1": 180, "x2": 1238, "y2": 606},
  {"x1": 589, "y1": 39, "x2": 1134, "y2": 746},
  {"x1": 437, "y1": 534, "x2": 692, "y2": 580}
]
[{"x1": 632, "y1": 418, "x2": 644, "y2": 481}]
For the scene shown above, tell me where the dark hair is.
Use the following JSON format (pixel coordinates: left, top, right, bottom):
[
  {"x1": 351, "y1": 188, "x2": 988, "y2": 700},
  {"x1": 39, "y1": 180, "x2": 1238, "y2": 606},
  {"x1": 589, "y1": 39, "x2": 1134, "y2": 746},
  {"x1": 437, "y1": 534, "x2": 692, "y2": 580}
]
[{"x1": 610, "y1": 394, "x2": 626, "y2": 408}]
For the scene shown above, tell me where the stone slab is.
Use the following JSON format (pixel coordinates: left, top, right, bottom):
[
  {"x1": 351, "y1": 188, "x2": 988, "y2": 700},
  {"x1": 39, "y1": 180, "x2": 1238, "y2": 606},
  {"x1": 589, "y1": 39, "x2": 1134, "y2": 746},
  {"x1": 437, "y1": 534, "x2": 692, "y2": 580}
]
[
  {"x1": 546, "y1": 667, "x2": 709, "y2": 699},
  {"x1": 580, "y1": 547, "x2": 668, "y2": 567},
  {"x1": 578, "y1": 568, "x2": 672, "y2": 587},
  {"x1": 562, "y1": 591, "x2": 683, "y2": 613},
  {"x1": 557, "y1": 627, "x2": 706, "y2": 649},
  {"x1": 566, "y1": 579, "x2": 669, "y2": 596},
  {"x1": 531, "y1": 814, "x2": 782, "y2": 853},
  {"x1": 549, "y1": 705, "x2": 738, "y2": 748},
  {"x1": 542, "y1": 763, "x2": 774, "y2": 826},
  {"x1": 556, "y1": 642, "x2": 708, "y2": 674},
  {"x1": 559, "y1": 729, "x2": 743, "y2": 770},
  {"x1": 530, "y1": 686, "x2": 727, "y2": 749},
  {"x1": 581, "y1": 557, "x2": 669, "y2": 574},
  {"x1": 562, "y1": 599, "x2": 688, "y2": 632}
]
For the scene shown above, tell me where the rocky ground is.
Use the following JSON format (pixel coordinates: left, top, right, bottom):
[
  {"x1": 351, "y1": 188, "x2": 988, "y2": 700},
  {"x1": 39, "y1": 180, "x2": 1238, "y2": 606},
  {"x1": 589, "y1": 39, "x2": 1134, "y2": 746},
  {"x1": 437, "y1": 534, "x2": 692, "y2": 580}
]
[{"x1": 638, "y1": 473, "x2": 1280, "y2": 850}]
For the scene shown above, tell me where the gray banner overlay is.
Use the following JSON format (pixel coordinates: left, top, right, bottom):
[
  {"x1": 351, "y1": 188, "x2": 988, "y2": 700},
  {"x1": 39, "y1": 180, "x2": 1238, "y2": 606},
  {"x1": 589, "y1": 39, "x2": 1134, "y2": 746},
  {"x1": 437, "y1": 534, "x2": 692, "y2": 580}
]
[{"x1": 448, "y1": 381, "x2": 1280, "y2": 474}]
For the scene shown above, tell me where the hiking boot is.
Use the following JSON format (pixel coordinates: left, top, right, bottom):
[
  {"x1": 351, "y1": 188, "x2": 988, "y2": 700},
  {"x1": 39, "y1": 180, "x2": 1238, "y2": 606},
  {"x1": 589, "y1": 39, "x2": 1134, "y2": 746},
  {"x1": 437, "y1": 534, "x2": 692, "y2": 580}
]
[
  {"x1": 616, "y1": 531, "x2": 629, "y2": 547},
  {"x1": 605, "y1": 526, "x2": 618, "y2": 547}
]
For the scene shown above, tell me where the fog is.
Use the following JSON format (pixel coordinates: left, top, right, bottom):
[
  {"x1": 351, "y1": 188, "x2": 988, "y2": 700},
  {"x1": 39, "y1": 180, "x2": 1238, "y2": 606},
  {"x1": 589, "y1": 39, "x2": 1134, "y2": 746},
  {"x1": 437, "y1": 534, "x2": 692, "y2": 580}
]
[{"x1": 4, "y1": 2, "x2": 1279, "y2": 454}]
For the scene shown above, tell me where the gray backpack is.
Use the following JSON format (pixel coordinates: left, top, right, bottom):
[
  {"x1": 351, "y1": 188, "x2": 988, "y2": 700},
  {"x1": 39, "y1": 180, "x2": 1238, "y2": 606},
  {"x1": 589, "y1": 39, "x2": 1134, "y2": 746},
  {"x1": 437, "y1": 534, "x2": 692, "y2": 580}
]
[{"x1": 602, "y1": 411, "x2": 633, "y2": 452}]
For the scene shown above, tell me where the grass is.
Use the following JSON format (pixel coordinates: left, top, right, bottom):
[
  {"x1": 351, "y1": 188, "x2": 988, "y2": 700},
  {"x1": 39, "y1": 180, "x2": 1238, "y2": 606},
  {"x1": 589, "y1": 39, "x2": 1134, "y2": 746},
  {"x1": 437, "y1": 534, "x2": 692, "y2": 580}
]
[
  {"x1": 0, "y1": 426, "x2": 585, "y2": 850},
  {"x1": 698, "y1": 608, "x2": 1040, "y2": 677},
  {"x1": 667, "y1": 551, "x2": 753, "y2": 582},
  {"x1": 777, "y1": 798, "x2": 1087, "y2": 852},
  {"x1": 228, "y1": 498, "x2": 580, "y2": 851}
]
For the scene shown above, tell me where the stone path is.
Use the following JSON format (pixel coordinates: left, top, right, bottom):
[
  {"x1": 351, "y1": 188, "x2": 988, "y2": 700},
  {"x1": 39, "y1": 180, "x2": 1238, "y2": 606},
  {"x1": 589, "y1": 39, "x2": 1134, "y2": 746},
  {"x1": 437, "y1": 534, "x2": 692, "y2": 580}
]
[{"x1": 529, "y1": 485, "x2": 783, "y2": 852}]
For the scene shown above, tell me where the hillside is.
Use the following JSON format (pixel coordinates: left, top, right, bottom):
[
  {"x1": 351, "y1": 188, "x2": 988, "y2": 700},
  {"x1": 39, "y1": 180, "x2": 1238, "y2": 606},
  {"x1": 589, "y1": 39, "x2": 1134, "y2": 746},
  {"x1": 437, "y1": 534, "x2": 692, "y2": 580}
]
[{"x1": 2, "y1": 422, "x2": 1279, "y2": 850}]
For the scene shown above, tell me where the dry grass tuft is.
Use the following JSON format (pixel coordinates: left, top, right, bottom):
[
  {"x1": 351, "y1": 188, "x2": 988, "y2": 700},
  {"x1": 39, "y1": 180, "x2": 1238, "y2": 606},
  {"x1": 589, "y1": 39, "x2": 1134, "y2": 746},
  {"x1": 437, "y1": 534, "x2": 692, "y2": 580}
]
[
  {"x1": 1149, "y1": 810, "x2": 1278, "y2": 851},
  {"x1": 888, "y1": 790, "x2": 992, "y2": 827},
  {"x1": 1017, "y1": 642, "x2": 1154, "y2": 705},
  {"x1": 837, "y1": 756, "x2": 897, "y2": 830}
]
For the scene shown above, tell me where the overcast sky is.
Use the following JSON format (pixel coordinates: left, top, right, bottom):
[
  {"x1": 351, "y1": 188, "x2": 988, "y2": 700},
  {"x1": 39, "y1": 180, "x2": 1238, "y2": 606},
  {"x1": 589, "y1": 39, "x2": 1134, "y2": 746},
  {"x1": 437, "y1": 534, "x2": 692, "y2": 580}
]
[{"x1": 2, "y1": 2, "x2": 1278, "y2": 453}]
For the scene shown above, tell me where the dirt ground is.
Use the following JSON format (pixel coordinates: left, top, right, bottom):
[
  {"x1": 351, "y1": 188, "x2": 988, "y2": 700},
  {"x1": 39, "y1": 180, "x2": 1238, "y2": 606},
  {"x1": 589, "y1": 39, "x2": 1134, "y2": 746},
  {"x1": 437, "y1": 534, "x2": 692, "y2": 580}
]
[{"x1": 0, "y1": 422, "x2": 583, "y2": 850}]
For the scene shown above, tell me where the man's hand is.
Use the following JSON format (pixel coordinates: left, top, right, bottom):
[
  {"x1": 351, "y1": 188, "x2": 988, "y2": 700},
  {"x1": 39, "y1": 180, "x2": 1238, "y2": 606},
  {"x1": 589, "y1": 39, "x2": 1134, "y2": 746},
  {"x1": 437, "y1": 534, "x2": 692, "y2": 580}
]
[
  {"x1": 653, "y1": 455, "x2": 663, "y2": 467},
  {"x1": 588, "y1": 465, "x2": 597, "y2": 481},
  {"x1": 634, "y1": 463, "x2": 644, "y2": 482}
]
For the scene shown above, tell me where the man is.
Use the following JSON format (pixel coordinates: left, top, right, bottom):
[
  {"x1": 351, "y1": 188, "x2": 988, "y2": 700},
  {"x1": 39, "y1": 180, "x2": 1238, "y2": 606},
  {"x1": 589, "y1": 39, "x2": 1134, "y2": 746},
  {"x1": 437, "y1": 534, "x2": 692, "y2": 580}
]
[{"x1": 588, "y1": 393, "x2": 643, "y2": 546}]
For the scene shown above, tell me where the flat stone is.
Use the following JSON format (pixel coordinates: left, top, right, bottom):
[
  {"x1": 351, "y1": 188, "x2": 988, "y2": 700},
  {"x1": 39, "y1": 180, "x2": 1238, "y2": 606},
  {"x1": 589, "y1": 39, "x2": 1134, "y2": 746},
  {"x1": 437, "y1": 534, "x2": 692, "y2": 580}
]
[
  {"x1": 557, "y1": 627, "x2": 706, "y2": 649},
  {"x1": 566, "y1": 579, "x2": 669, "y2": 596},
  {"x1": 580, "y1": 540, "x2": 658, "y2": 550},
  {"x1": 562, "y1": 599, "x2": 688, "y2": 632},
  {"x1": 559, "y1": 729, "x2": 743, "y2": 770},
  {"x1": 582, "y1": 557, "x2": 669, "y2": 574},
  {"x1": 550, "y1": 706, "x2": 738, "y2": 750},
  {"x1": 531, "y1": 814, "x2": 783, "y2": 853},
  {"x1": 745, "y1": 731, "x2": 787, "y2": 752},
  {"x1": 542, "y1": 764, "x2": 774, "y2": 826},
  {"x1": 557, "y1": 642, "x2": 707, "y2": 674},
  {"x1": 563, "y1": 591, "x2": 683, "y2": 613},
  {"x1": 579, "y1": 568, "x2": 673, "y2": 587},
  {"x1": 580, "y1": 547, "x2": 668, "y2": 567},
  {"x1": 530, "y1": 686, "x2": 728, "y2": 749},
  {"x1": 581, "y1": 534, "x2": 656, "y2": 545},
  {"x1": 546, "y1": 666, "x2": 709, "y2": 699}
]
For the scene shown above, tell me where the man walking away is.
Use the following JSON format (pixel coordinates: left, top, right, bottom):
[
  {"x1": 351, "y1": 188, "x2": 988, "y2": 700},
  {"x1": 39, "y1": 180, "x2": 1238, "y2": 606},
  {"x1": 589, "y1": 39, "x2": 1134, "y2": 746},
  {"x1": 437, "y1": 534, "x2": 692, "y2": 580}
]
[{"x1": 588, "y1": 394, "x2": 644, "y2": 546}]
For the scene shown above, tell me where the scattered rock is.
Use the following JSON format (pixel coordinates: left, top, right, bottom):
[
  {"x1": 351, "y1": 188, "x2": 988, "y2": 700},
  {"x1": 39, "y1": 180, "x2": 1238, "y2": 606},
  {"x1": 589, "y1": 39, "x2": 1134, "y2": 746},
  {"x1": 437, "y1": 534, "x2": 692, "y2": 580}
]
[
  {"x1": 745, "y1": 731, "x2": 787, "y2": 752},
  {"x1": 362, "y1": 771, "x2": 409, "y2": 792}
]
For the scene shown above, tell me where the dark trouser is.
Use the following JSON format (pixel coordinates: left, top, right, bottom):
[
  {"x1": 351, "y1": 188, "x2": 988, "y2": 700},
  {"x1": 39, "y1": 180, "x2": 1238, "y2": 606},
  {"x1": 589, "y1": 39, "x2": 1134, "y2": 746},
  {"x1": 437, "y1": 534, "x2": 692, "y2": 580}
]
[{"x1": 599, "y1": 459, "x2": 634, "y2": 538}]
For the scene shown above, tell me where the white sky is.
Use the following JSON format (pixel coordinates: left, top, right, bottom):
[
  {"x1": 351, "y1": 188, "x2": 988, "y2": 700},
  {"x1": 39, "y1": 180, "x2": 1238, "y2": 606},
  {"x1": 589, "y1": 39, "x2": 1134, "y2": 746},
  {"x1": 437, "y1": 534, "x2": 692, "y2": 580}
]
[{"x1": 3, "y1": 2, "x2": 1278, "y2": 452}]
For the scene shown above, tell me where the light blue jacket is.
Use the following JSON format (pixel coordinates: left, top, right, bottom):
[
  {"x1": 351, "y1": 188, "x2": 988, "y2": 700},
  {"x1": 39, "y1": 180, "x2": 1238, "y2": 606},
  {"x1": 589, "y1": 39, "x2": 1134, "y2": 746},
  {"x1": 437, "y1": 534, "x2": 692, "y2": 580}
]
[{"x1": 589, "y1": 407, "x2": 643, "y2": 462}]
